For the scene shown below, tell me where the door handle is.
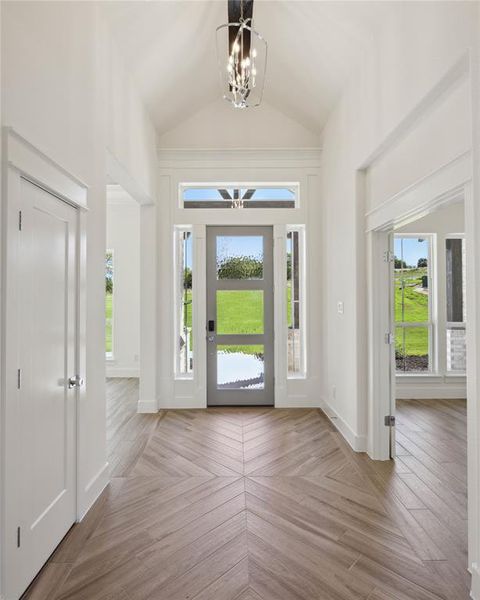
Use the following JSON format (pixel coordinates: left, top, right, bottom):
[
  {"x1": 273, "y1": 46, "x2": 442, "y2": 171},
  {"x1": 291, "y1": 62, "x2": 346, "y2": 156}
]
[
  {"x1": 68, "y1": 375, "x2": 84, "y2": 389},
  {"x1": 207, "y1": 335, "x2": 215, "y2": 343}
]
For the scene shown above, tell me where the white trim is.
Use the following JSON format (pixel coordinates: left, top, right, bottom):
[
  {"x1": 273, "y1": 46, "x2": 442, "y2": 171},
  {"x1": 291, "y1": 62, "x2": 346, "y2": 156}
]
[
  {"x1": 137, "y1": 400, "x2": 159, "y2": 414},
  {"x1": 106, "y1": 149, "x2": 153, "y2": 206},
  {"x1": 366, "y1": 153, "x2": 469, "y2": 232},
  {"x1": 158, "y1": 148, "x2": 322, "y2": 169},
  {"x1": 78, "y1": 462, "x2": 109, "y2": 520},
  {"x1": 322, "y1": 399, "x2": 367, "y2": 452},
  {"x1": 274, "y1": 224, "x2": 288, "y2": 407},
  {"x1": 4, "y1": 128, "x2": 88, "y2": 208},
  {"x1": 471, "y1": 563, "x2": 480, "y2": 600}
]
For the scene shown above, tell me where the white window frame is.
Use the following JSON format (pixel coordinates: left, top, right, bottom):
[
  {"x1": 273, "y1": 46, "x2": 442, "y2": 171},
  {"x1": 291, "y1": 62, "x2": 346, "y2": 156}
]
[
  {"x1": 286, "y1": 225, "x2": 307, "y2": 378},
  {"x1": 105, "y1": 249, "x2": 114, "y2": 361},
  {"x1": 178, "y1": 182, "x2": 301, "y2": 210},
  {"x1": 394, "y1": 233, "x2": 436, "y2": 375},
  {"x1": 174, "y1": 226, "x2": 194, "y2": 378}
]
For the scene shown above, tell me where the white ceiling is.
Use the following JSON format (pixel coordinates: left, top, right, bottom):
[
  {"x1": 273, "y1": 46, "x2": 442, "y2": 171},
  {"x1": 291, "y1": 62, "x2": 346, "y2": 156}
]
[{"x1": 102, "y1": 1, "x2": 389, "y2": 140}]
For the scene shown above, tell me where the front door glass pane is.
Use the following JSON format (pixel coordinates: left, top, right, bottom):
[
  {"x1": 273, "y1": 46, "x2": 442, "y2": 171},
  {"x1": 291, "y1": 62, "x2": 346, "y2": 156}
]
[
  {"x1": 216, "y1": 290, "x2": 264, "y2": 334},
  {"x1": 216, "y1": 236, "x2": 264, "y2": 279},
  {"x1": 217, "y1": 345, "x2": 264, "y2": 389}
]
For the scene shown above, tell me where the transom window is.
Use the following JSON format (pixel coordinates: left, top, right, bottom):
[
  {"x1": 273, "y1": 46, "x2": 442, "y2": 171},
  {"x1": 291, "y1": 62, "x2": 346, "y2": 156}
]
[{"x1": 180, "y1": 184, "x2": 298, "y2": 209}]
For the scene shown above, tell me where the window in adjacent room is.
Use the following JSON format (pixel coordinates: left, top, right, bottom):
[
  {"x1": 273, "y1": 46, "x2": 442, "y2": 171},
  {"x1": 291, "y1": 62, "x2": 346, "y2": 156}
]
[
  {"x1": 105, "y1": 250, "x2": 114, "y2": 359},
  {"x1": 394, "y1": 235, "x2": 433, "y2": 372},
  {"x1": 446, "y1": 237, "x2": 466, "y2": 372}
]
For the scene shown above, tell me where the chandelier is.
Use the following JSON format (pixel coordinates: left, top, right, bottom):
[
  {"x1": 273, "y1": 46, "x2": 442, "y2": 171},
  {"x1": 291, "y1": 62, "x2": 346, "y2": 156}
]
[{"x1": 216, "y1": 0, "x2": 267, "y2": 109}]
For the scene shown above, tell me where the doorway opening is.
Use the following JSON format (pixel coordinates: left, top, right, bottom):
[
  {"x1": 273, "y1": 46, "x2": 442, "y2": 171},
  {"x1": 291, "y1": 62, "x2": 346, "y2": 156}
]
[
  {"x1": 392, "y1": 201, "x2": 467, "y2": 456},
  {"x1": 105, "y1": 183, "x2": 141, "y2": 436}
]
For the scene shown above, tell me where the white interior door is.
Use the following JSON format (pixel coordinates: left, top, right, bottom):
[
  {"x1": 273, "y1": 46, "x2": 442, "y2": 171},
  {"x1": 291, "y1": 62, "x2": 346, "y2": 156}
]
[
  {"x1": 7, "y1": 178, "x2": 78, "y2": 598},
  {"x1": 388, "y1": 231, "x2": 397, "y2": 458}
]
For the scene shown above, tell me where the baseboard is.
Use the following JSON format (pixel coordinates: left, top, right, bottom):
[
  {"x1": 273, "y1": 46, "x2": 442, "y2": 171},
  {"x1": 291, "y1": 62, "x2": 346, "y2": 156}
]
[
  {"x1": 78, "y1": 461, "x2": 109, "y2": 520},
  {"x1": 470, "y1": 562, "x2": 479, "y2": 599},
  {"x1": 275, "y1": 394, "x2": 319, "y2": 408},
  {"x1": 106, "y1": 366, "x2": 140, "y2": 378},
  {"x1": 137, "y1": 399, "x2": 158, "y2": 413},
  {"x1": 322, "y1": 399, "x2": 367, "y2": 452}
]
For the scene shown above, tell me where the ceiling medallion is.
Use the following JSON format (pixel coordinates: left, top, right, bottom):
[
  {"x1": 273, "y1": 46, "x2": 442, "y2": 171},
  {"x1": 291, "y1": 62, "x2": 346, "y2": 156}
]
[{"x1": 216, "y1": 0, "x2": 267, "y2": 109}]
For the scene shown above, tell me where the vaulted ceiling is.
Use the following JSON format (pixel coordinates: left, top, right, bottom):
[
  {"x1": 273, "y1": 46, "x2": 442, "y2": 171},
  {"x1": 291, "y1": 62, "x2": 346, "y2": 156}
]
[{"x1": 102, "y1": 1, "x2": 389, "y2": 141}]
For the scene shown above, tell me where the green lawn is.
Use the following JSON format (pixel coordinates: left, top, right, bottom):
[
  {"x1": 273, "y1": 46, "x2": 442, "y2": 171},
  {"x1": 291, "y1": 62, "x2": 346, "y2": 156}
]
[
  {"x1": 108, "y1": 274, "x2": 427, "y2": 359},
  {"x1": 394, "y1": 268, "x2": 428, "y2": 356},
  {"x1": 105, "y1": 292, "x2": 113, "y2": 354},
  {"x1": 181, "y1": 285, "x2": 293, "y2": 356}
]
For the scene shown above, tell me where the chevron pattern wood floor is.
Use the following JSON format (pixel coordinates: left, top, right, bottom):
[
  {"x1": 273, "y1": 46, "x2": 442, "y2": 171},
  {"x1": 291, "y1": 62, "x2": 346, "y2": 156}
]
[{"x1": 22, "y1": 381, "x2": 469, "y2": 600}]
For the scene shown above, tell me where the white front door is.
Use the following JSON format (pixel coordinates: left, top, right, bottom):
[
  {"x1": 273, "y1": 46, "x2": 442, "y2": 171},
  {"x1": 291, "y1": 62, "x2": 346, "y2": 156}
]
[{"x1": 6, "y1": 178, "x2": 78, "y2": 598}]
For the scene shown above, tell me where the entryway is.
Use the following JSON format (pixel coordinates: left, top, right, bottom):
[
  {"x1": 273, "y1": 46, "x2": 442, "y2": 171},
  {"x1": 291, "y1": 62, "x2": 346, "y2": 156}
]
[{"x1": 206, "y1": 226, "x2": 274, "y2": 406}]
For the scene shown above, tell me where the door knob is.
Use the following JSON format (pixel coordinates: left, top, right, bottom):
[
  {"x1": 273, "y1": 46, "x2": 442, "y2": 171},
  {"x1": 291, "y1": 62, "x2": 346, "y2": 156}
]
[{"x1": 68, "y1": 375, "x2": 84, "y2": 389}]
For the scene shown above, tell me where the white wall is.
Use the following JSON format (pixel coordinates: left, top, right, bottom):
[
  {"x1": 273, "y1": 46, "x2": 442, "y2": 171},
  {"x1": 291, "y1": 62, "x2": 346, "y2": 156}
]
[
  {"x1": 106, "y1": 187, "x2": 140, "y2": 378},
  {"x1": 396, "y1": 202, "x2": 466, "y2": 399},
  {"x1": 320, "y1": 1, "x2": 477, "y2": 451},
  {"x1": 0, "y1": 3, "x2": 158, "y2": 574},
  {"x1": 158, "y1": 99, "x2": 321, "y2": 148},
  {"x1": 319, "y1": 2, "x2": 478, "y2": 595}
]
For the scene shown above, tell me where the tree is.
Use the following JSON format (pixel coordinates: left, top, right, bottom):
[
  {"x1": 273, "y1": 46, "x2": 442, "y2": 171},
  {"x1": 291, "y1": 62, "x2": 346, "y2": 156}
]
[
  {"x1": 105, "y1": 252, "x2": 113, "y2": 293},
  {"x1": 395, "y1": 257, "x2": 408, "y2": 269},
  {"x1": 183, "y1": 267, "x2": 192, "y2": 289},
  {"x1": 417, "y1": 258, "x2": 428, "y2": 268},
  {"x1": 217, "y1": 256, "x2": 263, "y2": 279}
]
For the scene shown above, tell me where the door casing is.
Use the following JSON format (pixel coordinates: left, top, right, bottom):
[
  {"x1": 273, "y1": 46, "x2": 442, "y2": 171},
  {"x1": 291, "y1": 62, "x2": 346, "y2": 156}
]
[{"x1": 1, "y1": 129, "x2": 88, "y2": 600}]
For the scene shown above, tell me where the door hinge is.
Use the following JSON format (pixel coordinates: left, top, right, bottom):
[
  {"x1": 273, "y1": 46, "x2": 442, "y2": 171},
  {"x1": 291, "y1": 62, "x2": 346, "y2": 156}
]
[
  {"x1": 384, "y1": 332, "x2": 394, "y2": 345},
  {"x1": 384, "y1": 415, "x2": 396, "y2": 427},
  {"x1": 18, "y1": 210, "x2": 22, "y2": 231},
  {"x1": 17, "y1": 526, "x2": 21, "y2": 548},
  {"x1": 383, "y1": 250, "x2": 394, "y2": 263},
  {"x1": 17, "y1": 368, "x2": 21, "y2": 389}
]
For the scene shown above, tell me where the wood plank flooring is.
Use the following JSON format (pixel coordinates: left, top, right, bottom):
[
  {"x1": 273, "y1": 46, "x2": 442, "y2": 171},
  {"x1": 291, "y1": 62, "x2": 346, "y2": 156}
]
[{"x1": 22, "y1": 383, "x2": 469, "y2": 600}]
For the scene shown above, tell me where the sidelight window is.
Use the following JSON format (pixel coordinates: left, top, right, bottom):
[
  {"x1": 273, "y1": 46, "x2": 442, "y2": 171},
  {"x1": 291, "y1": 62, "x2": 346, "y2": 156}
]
[
  {"x1": 287, "y1": 227, "x2": 306, "y2": 377},
  {"x1": 175, "y1": 228, "x2": 193, "y2": 376}
]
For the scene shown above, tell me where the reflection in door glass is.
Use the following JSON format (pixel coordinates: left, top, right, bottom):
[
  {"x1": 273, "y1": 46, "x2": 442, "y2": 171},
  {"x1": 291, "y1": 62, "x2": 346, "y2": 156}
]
[
  {"x1": 217, "y1": 345, "x2": 264, "y2": 389},
  {"x1": 216, "y1": 236, "x2": 263, "y2": 279}
]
